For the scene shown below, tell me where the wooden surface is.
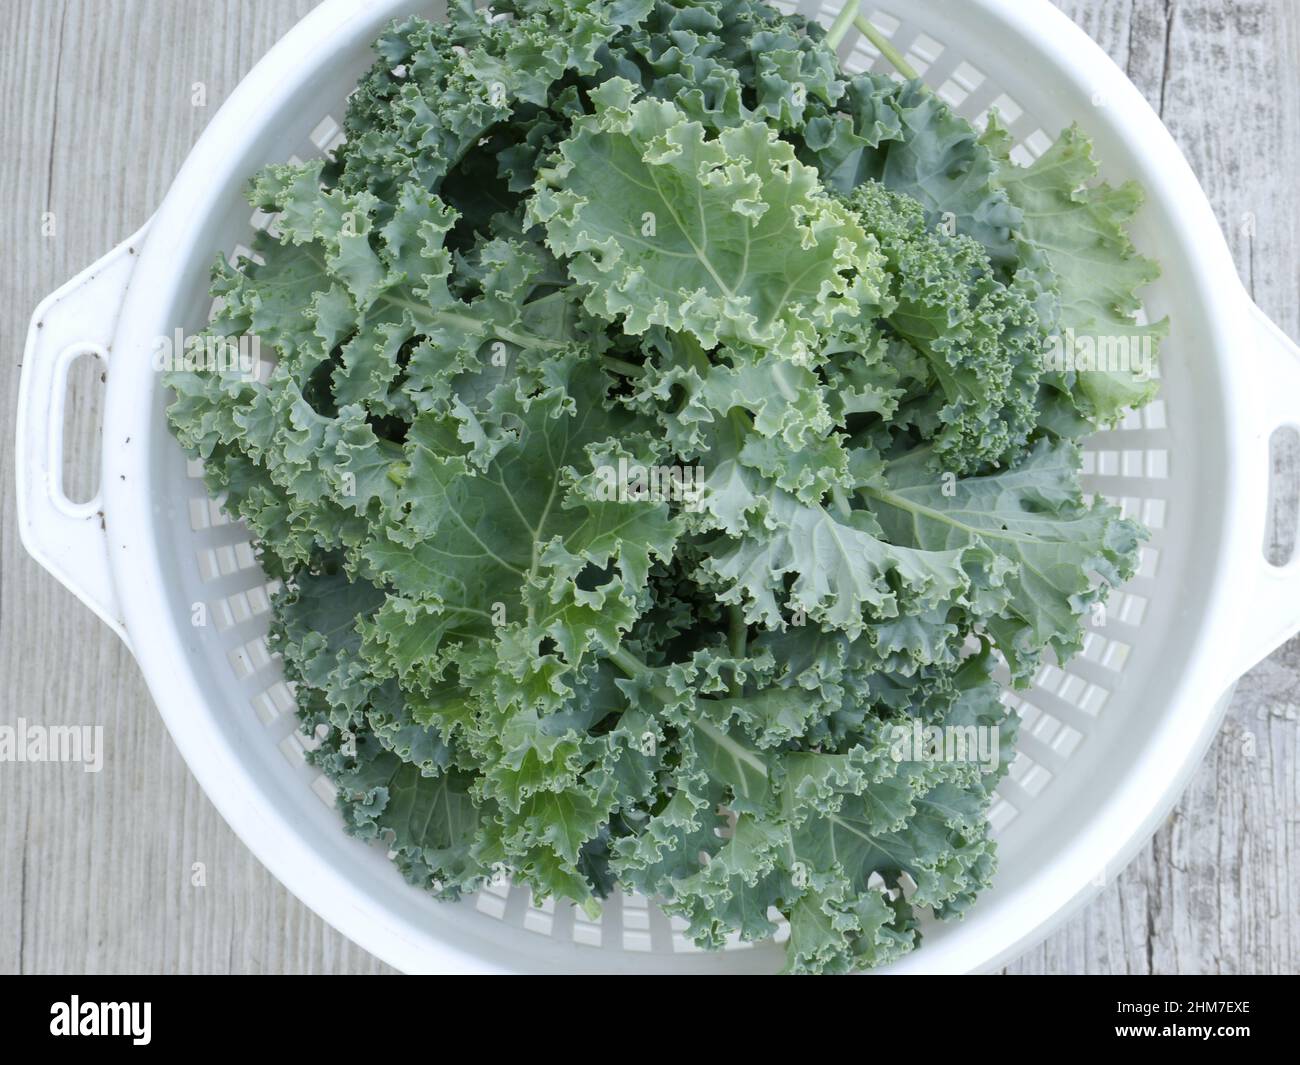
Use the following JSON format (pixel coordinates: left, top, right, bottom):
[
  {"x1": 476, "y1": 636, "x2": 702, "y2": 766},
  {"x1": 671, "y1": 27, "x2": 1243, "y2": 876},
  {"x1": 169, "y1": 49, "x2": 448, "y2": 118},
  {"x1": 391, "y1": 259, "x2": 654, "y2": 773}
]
[{"x1": 0, "y1": 0, "x2": 1295, "y2": 975}]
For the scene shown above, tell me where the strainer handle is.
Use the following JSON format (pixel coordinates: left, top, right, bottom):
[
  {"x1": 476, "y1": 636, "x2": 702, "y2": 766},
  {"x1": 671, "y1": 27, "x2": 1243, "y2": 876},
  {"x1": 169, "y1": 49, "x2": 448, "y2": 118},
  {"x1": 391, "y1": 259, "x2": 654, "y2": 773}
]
[
  {"x1": 1230, "y1": 301, "x2": 1300, "y2": 679},
  {"x1": 15, "y1": 226, "x2": 148, "y2": 649}
]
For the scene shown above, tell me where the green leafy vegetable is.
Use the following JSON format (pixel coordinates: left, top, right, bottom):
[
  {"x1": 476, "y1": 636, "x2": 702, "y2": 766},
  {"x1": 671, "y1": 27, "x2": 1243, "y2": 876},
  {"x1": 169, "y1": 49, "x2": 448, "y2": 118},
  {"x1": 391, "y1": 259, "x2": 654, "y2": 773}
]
[
  {"x1": 166, "y1": 0, "x2": 1163, "y2": 973},
  {"x1": 528, "y1": 78, "x2": 886, "y2": 355}
]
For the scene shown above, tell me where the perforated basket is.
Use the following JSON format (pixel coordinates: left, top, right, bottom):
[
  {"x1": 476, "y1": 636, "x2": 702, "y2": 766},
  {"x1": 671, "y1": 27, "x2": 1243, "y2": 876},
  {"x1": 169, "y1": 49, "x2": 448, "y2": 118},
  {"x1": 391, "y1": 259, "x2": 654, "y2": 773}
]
[{"x1": 17, "y1": 0, "x2": 1300, "y2": 973}]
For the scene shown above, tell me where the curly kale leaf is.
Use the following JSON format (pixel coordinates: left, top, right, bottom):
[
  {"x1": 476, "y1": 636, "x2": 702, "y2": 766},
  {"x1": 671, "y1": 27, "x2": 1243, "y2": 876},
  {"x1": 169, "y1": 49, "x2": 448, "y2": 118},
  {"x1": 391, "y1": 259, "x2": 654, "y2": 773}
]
[
  {"x1": 984, "y1": 117, "x2": 1168, "y2": 425},
  {"x1": 865, "y1": 438, "x2": 1145, "y2": 681},
  {"x1": 804, "y1": 74, "x2": 1021, "y2": 272},
  {"x1": 528, "y1": 79, "x2": 887, "y2": 356},
  {"x1": 846, "y1": 179, "x2": 1046, "y2": 475},
  {"x1": 610, "y1": 649, "x2": 1014, "y2": 973}
]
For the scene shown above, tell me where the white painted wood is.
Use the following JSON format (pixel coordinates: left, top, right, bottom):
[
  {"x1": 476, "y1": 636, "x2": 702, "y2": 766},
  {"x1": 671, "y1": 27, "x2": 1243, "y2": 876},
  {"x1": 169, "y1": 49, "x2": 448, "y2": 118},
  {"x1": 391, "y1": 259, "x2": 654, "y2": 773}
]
[{"x1": 0, "y1": 0, "x2": 1294, "y2": 975}]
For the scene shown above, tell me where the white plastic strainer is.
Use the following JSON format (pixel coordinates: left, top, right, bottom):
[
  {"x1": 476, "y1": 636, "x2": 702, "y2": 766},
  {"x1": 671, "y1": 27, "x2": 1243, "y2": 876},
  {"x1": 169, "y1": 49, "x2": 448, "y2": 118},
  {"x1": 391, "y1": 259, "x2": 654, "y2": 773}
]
[{"x1": 17, "y1": 0, "x2": 1300, "y2": 974}]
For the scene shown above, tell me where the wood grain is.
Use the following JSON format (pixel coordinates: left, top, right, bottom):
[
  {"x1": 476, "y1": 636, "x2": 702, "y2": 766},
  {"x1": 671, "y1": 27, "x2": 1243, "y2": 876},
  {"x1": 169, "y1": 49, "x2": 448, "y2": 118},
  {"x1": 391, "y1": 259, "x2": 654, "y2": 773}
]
[
  {"x1": 1007, "y1": 0, "x2": 1300, "y2": 976},
  {"x1": 0, "y1": 0, "x2": 1295, "y2": 975}
]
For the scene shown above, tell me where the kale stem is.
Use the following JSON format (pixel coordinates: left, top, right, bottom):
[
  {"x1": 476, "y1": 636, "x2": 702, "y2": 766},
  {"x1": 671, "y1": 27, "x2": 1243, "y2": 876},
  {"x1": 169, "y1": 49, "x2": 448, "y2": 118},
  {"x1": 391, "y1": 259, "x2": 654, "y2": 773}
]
[
  {"x1": 601, "y1": 355, "x2": 646, "y2": 378},
  {"x1": 726, "y1": 604, "x2": 748, "y2": 698},
  {"x1": 830, "y1": 486, "x2": 853, "y2": 520},
  {"x1": 855, "y1": 15, "x2": 919, "y2": 80},
  {"x1": 606, "y1": 645, "x2": 679, "y2": 705},
  {"x1": 494, "y1": 326, "x2": 564, "y2": 351},
  {"x1": 824, "y1": 0, "x2": 862, "y2": 51},
  {"x1": 433, "y1": 309, "x2": 567, "y2": 353},
  {"x1": 607, "y1": 645, "x2": 648, "y2": 679},
  {"x1": 727, "y1": 604, "x2": 748, "y2": 658}
]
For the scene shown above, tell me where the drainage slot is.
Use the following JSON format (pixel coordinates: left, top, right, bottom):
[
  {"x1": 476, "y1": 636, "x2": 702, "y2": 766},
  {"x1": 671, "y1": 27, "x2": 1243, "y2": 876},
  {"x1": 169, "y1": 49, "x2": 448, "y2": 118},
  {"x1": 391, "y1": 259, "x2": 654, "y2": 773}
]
[
  {"x1": 60, "y1": 349, "x2": 106, "y2": 505},
  {"x1": 1266, "y1": 426, "x2": 1300, "y2": 566}
]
